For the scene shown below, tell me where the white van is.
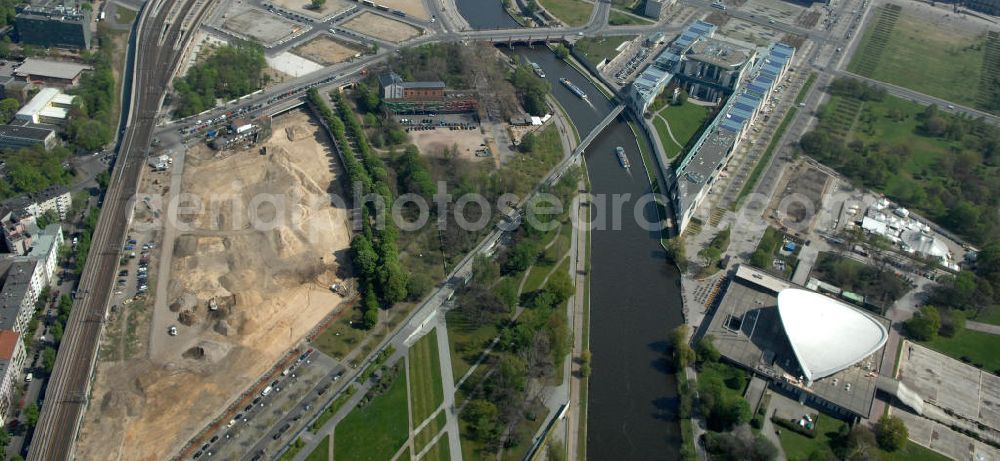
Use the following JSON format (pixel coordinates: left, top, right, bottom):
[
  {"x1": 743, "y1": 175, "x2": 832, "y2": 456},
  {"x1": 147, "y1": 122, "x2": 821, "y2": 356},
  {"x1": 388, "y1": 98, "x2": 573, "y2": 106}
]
[{"x1": 261, "y1": 386, "x2": 273, "y2": 397}]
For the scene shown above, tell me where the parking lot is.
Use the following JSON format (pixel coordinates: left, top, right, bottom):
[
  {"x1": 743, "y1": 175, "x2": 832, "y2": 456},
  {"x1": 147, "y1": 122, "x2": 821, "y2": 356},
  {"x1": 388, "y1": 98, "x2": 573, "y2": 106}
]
[{"x1": 194, "y1": 349, "x2": 345, "y2": 460}]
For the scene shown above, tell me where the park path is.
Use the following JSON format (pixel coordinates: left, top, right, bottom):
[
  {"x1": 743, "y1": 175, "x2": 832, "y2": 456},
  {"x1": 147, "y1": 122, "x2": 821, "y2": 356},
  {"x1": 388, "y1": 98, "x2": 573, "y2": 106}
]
[
  {"x1": 654, "y1": 113, "x2": 684, "y2": 149},
  {"x1": 434, "y1": 321, "x2": 464, "y2": 460},
  {"x1": 966, "y1": 320, "x2": 1000, "y2": 335}
]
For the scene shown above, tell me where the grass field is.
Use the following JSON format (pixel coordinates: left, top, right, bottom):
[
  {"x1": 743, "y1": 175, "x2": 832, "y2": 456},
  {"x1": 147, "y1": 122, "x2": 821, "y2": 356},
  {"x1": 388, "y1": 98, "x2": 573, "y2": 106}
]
[
  {"x1": 848, "y1": 6, "x2": 986, "y2": 110},
  {"x1": 572, "y1": 35, "x2": 634, "y2": 68},
  {"x1": 522, "y1": 220, "x2": 572, "y2": 293},
  {"x1": 310, "y1": 386, "x2": 354, "y2": 432},
  {"x1": 818, "y1": 94, "x2": 962, "y2": 197},
  {"x1": 115, "y1": 5, "x2": 137, "y2": 24},
  {"x1": 333, "y1": 370, "x2": 409, "y2": 461},
  {"x1": 422, "y1": 435, "x2": 453, "y2": 461},
  {"x1": 922, "y1": 328, "x2": 1000, "y2": 371},
  {"x1": 313, "y1": 314, "x2": 367, "y2": 360},
  {"x1": 305, "y1": 435, "x2": 330, "y2": 461},
  {"x1": 446, "y1": 309, "x2": 498, "y2": 383},
  {"x1": 608, "y1": 8, "x2": 652, "y2": 25},
  {"x1": 777, "y1": 414, "x2": 948, "y2": 461},
  {"x1": 408, "y1": 330, "x2": 445, "y2": 425},
  {"x1": 414, "y1": 410, "x2": 447, "y2": 454},
  {"x1": 539, "y1": 0, "x2": 594, "y2": 26},
  {"x1": 777, "y1": 414, "x2": 847, "y2": 460},
  {"x1": 653, "y1": 102, "x2": 711, "y2": 159}
]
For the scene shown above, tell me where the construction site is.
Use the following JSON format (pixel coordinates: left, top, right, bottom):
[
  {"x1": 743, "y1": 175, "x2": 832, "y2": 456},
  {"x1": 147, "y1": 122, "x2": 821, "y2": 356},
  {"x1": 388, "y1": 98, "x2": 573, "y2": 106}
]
[{"x1": 74, "y1": 110, "x2": 353, "y2": 459}]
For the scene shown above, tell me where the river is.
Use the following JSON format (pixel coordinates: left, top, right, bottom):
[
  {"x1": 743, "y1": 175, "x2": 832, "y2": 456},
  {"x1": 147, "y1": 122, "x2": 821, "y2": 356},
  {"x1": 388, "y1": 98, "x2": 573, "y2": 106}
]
[
  {"x1": 513, "y1": 49, "x2": 685, "y2": 460},
  {"x1": 453, "y1": 0, "x2": 520, "y2": 29}
]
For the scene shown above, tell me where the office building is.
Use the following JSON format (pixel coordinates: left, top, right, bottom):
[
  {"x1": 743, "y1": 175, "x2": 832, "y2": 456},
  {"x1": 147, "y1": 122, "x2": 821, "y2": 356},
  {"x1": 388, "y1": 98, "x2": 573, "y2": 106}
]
[
  {"x1": 0, "y1": 124, "x2": 56, "y2": 151},
  {"x1": 0, "y1": 260, "x2": 44, "y2": 334},
  {"x1": 15, "y1": 5, "x2": 92, "y2": 50}
]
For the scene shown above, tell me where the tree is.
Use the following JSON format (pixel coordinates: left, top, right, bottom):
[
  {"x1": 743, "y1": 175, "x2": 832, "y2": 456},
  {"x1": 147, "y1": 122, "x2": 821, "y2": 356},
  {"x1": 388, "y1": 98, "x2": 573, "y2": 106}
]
[
  {"x1": 553, "y1": 44, "x2": 569, "y2": 59},
  {"x1": 405, "y1": 273, "x2": 433, "y2": 301},
  {"x1": 310, "y1": 0, "x2": 326, "y2": 9},
  {"x1": 493, "y1": 278, "x2": 519, "y2": 310},
  {"x1": 24, "y1": 402, "x2": 39, "y2": 428},
  {"x1": 875, "y1": 415, "x2": 908, "y2": 452},
  {"x1": 350, "y1": 235, "x2": 378, "y2": 281},
  {"x1": 362, "y1": 307, "x2": 378, "y2": 329},
  {"x1": 695, "y1": 334, "x2": 720, "y2": 364},
  {"x1": 542, "y1": 271, "x2": 573, "y2": 306},
  {"x1": 667, "y1": 325, "x2": 694, "y2": 371},
  {"x1": 519, "y1": 132, "x2": 537, "y2": 153},
  {"x1": 0, "y1": 97, "x2": 18, "y2": 122},
  {"x1": 504, "y1": 240, "x2": 538, "y2": 273},
  {"x1": 42, "y1": 346, "x2": 56, "y2": 373},
  {"x1": 905, "y1": 305, "x2": 941, "y2": 341}
]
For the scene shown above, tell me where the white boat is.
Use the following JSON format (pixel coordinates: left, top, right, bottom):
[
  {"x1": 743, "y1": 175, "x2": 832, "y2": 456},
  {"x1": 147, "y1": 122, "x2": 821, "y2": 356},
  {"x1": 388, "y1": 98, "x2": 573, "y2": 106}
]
[{"x1": 616, "y1": 146, "x2": 630, "y2": 168}]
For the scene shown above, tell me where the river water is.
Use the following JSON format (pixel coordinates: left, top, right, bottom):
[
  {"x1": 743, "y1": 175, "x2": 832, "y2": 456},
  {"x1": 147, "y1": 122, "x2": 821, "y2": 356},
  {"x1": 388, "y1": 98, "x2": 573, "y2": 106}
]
[
  {"x1": 453, "y1": 0, "x2": 520, "y2": 29},
  {"x1": 512, "y1": 48, "x2": 685, "y2": 461}
]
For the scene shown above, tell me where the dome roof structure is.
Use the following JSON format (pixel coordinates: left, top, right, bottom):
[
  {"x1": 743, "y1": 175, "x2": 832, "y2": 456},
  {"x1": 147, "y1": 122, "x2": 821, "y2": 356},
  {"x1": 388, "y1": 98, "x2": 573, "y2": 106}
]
[{"x1": 777, "y1": 288, "x2": 888, "y2": 384}]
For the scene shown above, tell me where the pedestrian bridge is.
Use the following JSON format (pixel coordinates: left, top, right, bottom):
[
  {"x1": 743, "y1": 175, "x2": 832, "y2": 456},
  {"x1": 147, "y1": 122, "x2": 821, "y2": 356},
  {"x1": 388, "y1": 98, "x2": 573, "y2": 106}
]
[
  {"x1": 545, "y1": 103, "x2": 625, "y2": 186},
  {"x1": 573, "y1": 104, "x2": 625, "y2": 158}
]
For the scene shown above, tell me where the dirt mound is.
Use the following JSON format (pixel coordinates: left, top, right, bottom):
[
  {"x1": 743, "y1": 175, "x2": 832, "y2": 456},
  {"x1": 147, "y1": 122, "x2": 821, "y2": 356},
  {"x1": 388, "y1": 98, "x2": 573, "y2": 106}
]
[
  {"x1": 183, "y1": 346, "x2": 205, "y2": 360},
  {"x1": 285, "y1": 126, "x2": 301, "y2": 141},
  {"x1": 178, "y1": 310, "x2": 196, "y2": 326},
  {"x1": 174, "y1": 235, "x2": 197, "y2": 257},
  {"x1": 214, "y1": 320, "x2": 231, "y2": 336}
]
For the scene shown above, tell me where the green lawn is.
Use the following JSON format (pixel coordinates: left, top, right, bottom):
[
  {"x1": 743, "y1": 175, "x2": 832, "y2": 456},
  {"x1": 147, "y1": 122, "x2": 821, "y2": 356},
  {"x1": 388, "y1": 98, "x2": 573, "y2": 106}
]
[
  {"x1": 777, "y1": 414, "x2": 847, "y2": 461},
  {"x1": 848, "y1": 8, "x2": 985, "y2": 110},
  {"x1": 114, "y1": 5, "x2": 137, "y2": 24},
  {"x1": 310, "y1": 386, "x2": 354, "y2": 432},
  {"x1": 653, "y1": 102, "x2": 712, "y2": 160},
  {"x1": 522, "y1": 220, "x2": 572, "y2": 293},
  {"x1": 305, "y1": 435, "x2": 330, "y2": 461},
  {"x1": 572, "y1": 35, "x2": 635, "y2": 68},
  {"x1": 922, "y1": 328, "x2": 1000, "y2": 372},
  {"x1": 821, "y1": 94, "x2": 965, "y2": 199},
  {"x1": 408, "y1": 330, "x2": 445, "y2": 425},
  {"x1": 608, "y1": 8, "x2": 652, "y2": 25},
  {"x1": 880, "y1": 443, "x2": 951, "y2": 461},
  {"x1": 313, "y1": 314, "x2": 368, "y2": 360},
  {"x1": 446, "y1": 309, "x2": 498, "y2": 383},
  {"x1": 776, "y1": 414, "x2": 948, "y2": 461},
  {"x1": 538, "y1": 0, "x2": 594, "y2": 26},
  {"x1": 414, "y1": 410, "x2": 447, "y2": 454},
  {"x1": 334, "y1": 370, "x2": 409, "y2": 461},
  {"x1": 422, "y1": 434, "x2": 453, "y2": 461},
  {"x1": 973, "y1": 307, "x2": 1000, "y2": 326}
]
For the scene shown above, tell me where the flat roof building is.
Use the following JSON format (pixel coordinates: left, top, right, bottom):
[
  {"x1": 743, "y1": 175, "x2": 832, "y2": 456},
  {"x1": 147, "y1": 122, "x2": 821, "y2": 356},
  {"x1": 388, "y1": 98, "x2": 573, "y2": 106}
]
[
  {"x1": 0, "y1": 124, "x2": 56, "y2": 151},
  {"x1": 700, "y1": 265, "x2": 888, "y2": 420},
  {"x1": 0, "y1": 329, "x2": 24, "y2": 422},
  {"x1": 669, "y1": 42, "x2": 794, "y2": 233},
  {"x1": 0, "y1": 260, "x2": 43, "y2": 334},
  {"x1": 15, "y1": 58, "x2": 91, "y2": 87},
  {"x1": 15, "y1": 5, "x2": 92, "y2": 50},
  {"x1": 15, "y1": 87, "x2": 76, "y2": 125}
]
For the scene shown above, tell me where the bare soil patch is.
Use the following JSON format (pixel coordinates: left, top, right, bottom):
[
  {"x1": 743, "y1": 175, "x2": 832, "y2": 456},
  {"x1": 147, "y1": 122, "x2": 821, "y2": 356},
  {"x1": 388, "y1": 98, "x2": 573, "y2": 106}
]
[
  {"x1": 341, "y1": 12, "x2": 422, "y2": 43},
  {"x1": 75, "y1": 110, "x2": 352, "y2": 460},
  {"x1": 292, "y1": 36, "x2": 365, "y2": 66},
  {"x1": 408, "y1": 127, "x2": 492, "y2": 162}
]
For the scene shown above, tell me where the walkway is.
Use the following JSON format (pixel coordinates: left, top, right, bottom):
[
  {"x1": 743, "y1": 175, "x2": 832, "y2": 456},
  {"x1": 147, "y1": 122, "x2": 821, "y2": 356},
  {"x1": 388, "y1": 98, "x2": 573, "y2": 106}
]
[
  {"x1": 434, "y1": 319, "x2": 464, "y2": 460},
  {"x1": 966, "y1": 320, "x2": 1000, "y2": 335}
]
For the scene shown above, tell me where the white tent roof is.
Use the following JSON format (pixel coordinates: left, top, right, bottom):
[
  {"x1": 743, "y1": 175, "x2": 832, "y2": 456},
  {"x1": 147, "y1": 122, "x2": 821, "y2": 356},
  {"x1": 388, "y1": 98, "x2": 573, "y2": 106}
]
[{"x1": 777, "y1": 289, "x2": 888, "y2": 384}]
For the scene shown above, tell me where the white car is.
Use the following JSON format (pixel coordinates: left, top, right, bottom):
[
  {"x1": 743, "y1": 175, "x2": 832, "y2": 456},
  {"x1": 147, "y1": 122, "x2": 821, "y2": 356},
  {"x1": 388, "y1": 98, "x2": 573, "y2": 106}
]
[{"x1": 168, "y1": 326, "x2": 178, "y2": 336}]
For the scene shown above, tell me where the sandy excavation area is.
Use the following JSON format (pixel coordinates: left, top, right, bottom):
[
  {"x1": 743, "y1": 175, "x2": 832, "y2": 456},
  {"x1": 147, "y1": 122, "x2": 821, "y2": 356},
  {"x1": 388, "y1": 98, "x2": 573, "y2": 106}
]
[
  {"x1": 75, "y1": 110, "x2": 352, "y2": 460},
  {"x1": 292, "y1": 36, "x2": 365, "y2": 65},
  {"x1": 342, "y1": 12, "x2": 422, "y2": 43}
]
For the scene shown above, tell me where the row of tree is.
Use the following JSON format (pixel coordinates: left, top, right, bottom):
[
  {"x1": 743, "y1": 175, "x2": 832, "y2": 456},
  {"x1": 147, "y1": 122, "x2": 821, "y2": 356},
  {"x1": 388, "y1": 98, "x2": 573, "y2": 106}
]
[{"x1": 331, "y1": 91, "x2": 409, "y2": 327}]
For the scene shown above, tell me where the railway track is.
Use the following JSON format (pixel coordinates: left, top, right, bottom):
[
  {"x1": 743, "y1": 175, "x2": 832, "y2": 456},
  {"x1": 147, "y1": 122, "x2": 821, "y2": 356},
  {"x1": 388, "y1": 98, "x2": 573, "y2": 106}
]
[{"x1": 27, "y1": 0, "x2": 214, "y2": 458}]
